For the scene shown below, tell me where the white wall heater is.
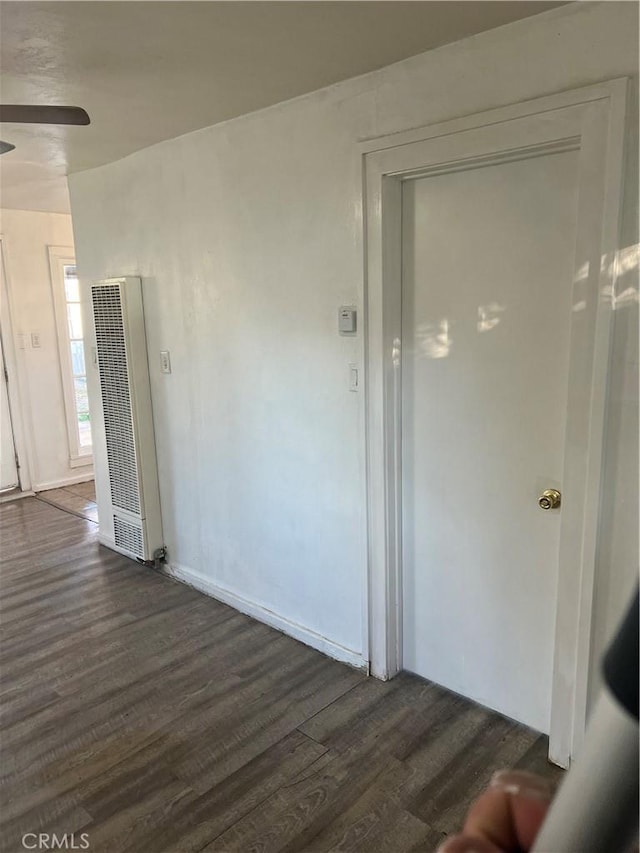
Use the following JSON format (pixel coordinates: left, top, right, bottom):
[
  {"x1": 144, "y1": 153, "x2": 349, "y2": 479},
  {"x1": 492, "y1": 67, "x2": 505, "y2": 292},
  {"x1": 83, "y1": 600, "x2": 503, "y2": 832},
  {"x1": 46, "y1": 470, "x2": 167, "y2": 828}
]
[{"x1": 90, "y1": 277, "x2": 164, "y2": 562}]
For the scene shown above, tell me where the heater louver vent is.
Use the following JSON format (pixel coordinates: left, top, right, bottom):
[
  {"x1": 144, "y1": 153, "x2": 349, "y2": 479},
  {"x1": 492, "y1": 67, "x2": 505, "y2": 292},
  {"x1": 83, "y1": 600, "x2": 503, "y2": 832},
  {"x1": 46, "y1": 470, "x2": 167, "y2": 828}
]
[
  {"x1": 90, "y1": 276, "x2": 163, "y2": 563},
  {"x1": 92, "y1": 284, "x2": 141, "y2": 515},
  {"x1": 113, "y1": 514, "x2": 145, "y2": 559}
]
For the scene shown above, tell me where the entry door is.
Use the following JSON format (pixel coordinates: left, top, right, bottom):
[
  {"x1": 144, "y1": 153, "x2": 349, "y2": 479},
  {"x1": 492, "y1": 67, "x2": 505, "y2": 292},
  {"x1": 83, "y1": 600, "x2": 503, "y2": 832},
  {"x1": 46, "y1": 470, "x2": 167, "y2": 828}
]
[
  {"x1": 0, "y1": 335, "x2": 18, "y2": 491},
  {"x1": 401, "y1": 149, "x2": 580, "y2": 733}
]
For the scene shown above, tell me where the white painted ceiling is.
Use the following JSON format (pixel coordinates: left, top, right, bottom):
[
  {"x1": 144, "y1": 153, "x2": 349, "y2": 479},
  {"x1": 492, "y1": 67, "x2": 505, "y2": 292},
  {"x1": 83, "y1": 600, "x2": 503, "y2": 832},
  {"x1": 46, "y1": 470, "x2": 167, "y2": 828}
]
[{"x1": 0, "y1": 1, "x2": 566, "y2": 213}]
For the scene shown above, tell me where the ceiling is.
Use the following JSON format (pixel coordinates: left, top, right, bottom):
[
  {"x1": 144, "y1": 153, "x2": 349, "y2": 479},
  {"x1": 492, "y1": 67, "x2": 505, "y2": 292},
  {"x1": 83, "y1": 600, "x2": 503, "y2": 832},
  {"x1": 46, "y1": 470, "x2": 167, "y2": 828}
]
[{"x1": 0, "y1": 1, "x2": 567, "y2": 213}]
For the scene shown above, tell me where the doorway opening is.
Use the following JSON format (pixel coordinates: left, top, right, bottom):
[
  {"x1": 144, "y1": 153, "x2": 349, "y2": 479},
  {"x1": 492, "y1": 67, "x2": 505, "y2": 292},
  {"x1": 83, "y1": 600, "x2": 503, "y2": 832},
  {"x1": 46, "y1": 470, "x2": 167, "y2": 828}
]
[{"x1": 0, "y1": 224, "x2": 97, "y2": 526}]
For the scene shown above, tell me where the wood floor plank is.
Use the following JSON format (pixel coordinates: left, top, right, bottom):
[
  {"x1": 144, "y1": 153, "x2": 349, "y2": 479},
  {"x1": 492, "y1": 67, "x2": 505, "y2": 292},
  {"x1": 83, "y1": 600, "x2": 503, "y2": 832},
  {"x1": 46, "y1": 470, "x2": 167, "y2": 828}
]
[
  {"x1": 1, "y1": 557, "x2": 184, "y2": 624},
  {"x1": 2, "y1": 631, "x2": 353, "y2": 824},
  {"x1": 63, "y1": 481, "x2": 97, "y2": 501},
  {"x1": 1, "y1": 618, "x2": 278, "y2": 782},
  {"x1": 171, "y1": 656, "x2": 361, "y2": 796},
  {"x1": 94, "y1": 730, "x2": 328, "y2": 853},
  {"x1": 0, "y1": 553, "x2": 131, "y2": 608},
  {"x1": 0, "y1": 595, "x2": 233, "y2": 694},
  {"x1": 198, "y1": 742, "x2": 407, "y2": 853},
  {"x1": 293, "y1": 782, "x2": 443, "y2": 853},
  {"x1": 0, "y1": 498, "x2": 562, "y2": 853},
  {"x1": 0, "y1": 683, "x2": 63, "y2": 729},
  {"x1": 405, "y1": 713, "x2": 539, "y2": 831}
]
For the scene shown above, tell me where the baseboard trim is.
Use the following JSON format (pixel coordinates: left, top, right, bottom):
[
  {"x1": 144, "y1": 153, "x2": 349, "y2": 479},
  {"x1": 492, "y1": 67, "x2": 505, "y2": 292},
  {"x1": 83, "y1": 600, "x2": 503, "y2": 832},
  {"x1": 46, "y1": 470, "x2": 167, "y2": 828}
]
[
  {"x1": 34, "y1": 472, "x2": 95, "y2": 492},
  {"x1": 0, "y1": 489, "x2": 35, "y2": 503},
  {"x1": 69, "y1": 456, "x2": 94, "y2": 470},
  {"x1": 165, "y1": 561, "x2": 367, "y2": 671}
]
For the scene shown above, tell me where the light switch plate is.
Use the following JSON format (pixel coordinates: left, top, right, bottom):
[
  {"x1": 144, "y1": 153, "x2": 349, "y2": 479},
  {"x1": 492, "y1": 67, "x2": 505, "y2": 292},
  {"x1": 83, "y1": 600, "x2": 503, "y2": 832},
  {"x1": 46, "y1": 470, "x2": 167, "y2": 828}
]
[
  {"x1": 349, "y1": 364, "x2": 359, "y2": 392},
  {"x1": 160, "y1": 351, "x2": 172, "y2": 374}
]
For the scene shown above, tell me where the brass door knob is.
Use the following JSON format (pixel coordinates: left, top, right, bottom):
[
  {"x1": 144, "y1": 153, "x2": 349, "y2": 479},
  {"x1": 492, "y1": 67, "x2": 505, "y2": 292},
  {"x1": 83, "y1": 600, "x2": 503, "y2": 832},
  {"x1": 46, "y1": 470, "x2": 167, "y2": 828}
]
[{"x1": 539, "y1": 489, "x2": 561, "y2": 510}]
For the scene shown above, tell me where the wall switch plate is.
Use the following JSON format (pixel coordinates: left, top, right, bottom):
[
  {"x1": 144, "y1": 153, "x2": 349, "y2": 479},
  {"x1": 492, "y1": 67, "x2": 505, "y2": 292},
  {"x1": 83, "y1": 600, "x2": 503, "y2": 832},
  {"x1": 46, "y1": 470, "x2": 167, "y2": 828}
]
[
  {"x1": 339, "y1": 306, "x2": 357, "y2": 335},
  {"x1": 349, "y1": 364, "x2": 359, "y2": 392},
  {"x1": 160, "y1": 351, "x2": 172, "y2": 374},
  {"x1": 31, "y1": 332, "x2": 41, "y2": 348}
]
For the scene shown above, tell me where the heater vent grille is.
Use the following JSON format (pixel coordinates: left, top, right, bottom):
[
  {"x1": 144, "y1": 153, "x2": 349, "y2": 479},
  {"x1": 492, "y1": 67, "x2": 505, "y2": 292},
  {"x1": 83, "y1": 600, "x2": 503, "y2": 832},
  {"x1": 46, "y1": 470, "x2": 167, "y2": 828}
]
[
  {"x1": 113, "y1": 514, "x2": 145, "y2": 559},
  {"x1": 92, "y1": 284, "x2": 141, "y2": 515}
]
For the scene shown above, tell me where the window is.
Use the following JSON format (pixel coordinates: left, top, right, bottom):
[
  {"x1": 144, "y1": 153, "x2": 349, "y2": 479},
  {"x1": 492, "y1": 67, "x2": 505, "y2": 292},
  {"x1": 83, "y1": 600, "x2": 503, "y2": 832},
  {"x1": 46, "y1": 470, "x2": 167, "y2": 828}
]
[
  {"x1": 49, "y1": 247, "x2": 93, "y2": 464},
  {"x1": 63, "y1": 265, "x2": 92, "y2": 452}
]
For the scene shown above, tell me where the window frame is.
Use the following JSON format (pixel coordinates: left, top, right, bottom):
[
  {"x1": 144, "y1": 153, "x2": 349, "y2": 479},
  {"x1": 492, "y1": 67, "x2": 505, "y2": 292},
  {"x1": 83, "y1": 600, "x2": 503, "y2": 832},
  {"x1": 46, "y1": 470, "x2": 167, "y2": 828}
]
[{"x1": 48, "y1": 246, "x2": 93, "y2": 466}]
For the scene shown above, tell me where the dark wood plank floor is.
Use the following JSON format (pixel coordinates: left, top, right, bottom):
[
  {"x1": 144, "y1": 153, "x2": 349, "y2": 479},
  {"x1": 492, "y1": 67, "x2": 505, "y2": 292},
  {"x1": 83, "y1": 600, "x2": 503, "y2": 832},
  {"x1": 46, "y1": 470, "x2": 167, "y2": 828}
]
[{"x1": 0, "y1": 498, "x2": 562, "y2": 853}]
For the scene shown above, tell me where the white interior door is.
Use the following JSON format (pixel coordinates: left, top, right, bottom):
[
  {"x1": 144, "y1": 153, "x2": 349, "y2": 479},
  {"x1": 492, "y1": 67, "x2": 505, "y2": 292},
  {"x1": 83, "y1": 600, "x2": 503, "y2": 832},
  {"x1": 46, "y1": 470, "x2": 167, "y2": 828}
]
[
  {"x1": 401, "y1": 149, "x2": 581, "y2": 734},
  {"x1": 0, "y1": 336, "x2": 19, "y2": 491}
]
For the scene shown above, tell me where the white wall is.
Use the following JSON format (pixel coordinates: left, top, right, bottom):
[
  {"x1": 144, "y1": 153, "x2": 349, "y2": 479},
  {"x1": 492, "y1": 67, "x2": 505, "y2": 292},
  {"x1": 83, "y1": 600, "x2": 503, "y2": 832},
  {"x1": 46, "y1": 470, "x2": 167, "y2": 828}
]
[
  {"x1": 69, "y1": 2, "x2": 638, "y2": 685},
  {"x1": 0, "y1": 208, "x2": 93, "y2": 490}
]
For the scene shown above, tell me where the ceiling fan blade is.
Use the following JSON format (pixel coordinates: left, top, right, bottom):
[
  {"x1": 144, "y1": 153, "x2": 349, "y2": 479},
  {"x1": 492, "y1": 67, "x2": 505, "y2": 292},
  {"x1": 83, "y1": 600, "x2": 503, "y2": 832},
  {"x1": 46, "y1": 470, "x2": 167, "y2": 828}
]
[
  {"x1": 0, "y1": 105, "x2": 90, "y2": 125},
  {"x1": 0, "y1": 140, "x2": 16, "y2": 154}
]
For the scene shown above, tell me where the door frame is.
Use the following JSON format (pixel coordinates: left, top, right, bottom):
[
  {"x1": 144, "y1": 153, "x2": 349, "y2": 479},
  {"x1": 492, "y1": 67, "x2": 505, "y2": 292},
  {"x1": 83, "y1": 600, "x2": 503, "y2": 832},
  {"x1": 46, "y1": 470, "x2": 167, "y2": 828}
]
[
  {"x1": 0, "y1": 237, "x2": 34, "y2": 493},
  {"x1": 48, "y1": 245, "x2": 94, "y2": 469},
  {"x1": 361, "y1": 79, "x2": 628, "y2": 767}
]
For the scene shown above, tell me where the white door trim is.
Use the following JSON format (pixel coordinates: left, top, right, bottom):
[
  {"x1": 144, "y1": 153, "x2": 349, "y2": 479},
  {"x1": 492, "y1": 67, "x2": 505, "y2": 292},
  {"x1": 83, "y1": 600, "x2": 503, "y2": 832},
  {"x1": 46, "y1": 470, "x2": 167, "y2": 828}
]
[
  {"x1": 362, "y1": 79, "x2": 628, "y2": 768},
  {"x1": 0, "y1": 237, "x2": 34, "y2": 492},
  {"x1": 47, "y1": 245, "x2": 94, "y2": 467}
]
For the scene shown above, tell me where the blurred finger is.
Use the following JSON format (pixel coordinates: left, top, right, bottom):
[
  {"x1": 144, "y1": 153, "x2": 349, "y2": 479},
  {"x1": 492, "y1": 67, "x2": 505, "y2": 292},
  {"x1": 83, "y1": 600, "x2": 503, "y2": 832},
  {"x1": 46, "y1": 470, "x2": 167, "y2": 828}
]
[
  {"x1": 489, "y1": 769, "x2": 555, "y2": 800},
  {"x1": 462, "y1": 770, "x2": 553, "y2": 851}
]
